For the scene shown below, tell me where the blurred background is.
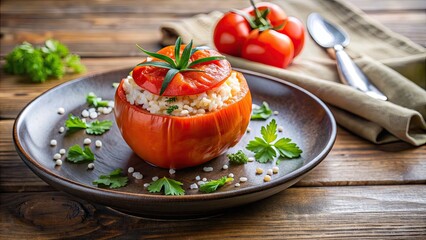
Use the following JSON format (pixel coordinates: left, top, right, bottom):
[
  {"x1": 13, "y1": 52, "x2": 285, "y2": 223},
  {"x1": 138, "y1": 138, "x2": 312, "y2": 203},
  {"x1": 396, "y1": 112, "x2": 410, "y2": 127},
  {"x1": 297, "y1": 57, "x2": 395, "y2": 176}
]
[{"x1": 1, "y1": 0, "x2": 425, "y2": 58}]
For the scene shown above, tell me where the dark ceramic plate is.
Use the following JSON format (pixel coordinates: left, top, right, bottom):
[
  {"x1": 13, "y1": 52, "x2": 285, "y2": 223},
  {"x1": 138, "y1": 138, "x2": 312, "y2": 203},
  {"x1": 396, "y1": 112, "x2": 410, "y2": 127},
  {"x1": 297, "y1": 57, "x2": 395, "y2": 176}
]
[{"x1": 14, "y1": 68, "x2": 336, "y2": 219}]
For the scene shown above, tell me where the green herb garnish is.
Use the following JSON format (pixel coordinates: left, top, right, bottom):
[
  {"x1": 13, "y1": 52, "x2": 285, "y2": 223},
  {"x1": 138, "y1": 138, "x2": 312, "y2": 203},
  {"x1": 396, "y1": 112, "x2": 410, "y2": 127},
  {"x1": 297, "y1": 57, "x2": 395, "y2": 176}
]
[
  {"x1": 112, "y1": 82, "x2": 119, "y2": 89},
  {"x1": 86, "y1": 120, "x2": 113, "y2": 135},
  {"x1": 246, "y1": 119, "x2": 302, "y2": 163},
  {"x1": 136, "y1": 36, "x2": 225, "y2": 95},
  {"x1": 227, "y1": 150, "x2": 249, "y2": 165},
  {"x1": 66, "y1": 144, "x2": 95, "y2": 163},
  {"x1": 93, "y1": 168, "x2": 128, "y2": 189},
  {"x1": 199, "y1": 176, "x2": 233, "y2": 193},
  {"x1": 147, "y1": 177, "x2": 185, "y2": 195},
  {"x1": 166, "y1": 105, "x2": 179, "y2": 115},
  {"x1": 65, "y1": 114, "x2": 87, "y2": 133},
  {"x1": 4, "y1": 39, "x2": 86, "y2": 82},
  {"x1": 165, "y1": 97, "x2": 177, "y2": 103},
  {"x1": 86, "y1": 92, "x2": 111, "y2": 107},
  {"x1": 251, "y1": 102, "x2": 273, "y2": 120},
  {"x1": 65, "y1": 114, "x2": 112, "y2": 135}
]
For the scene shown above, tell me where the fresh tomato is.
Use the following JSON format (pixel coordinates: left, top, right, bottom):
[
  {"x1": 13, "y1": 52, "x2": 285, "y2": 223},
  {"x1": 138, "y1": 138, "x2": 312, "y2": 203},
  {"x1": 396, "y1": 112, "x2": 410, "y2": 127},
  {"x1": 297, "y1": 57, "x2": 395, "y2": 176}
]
[
  {"x1": 132, "y1": 46, "x2": 231, "y2": 96},
  {"x1": 213, "y1": 1, "x2": 305, "y2": 67},
  {"x1": 277, "y1": 16, "x2": 305, "y2": 57},
  {"x1": 115, "y1": 71, "x2": 252, "y2": 169},
  {"x1": 213, "y1": 12, "x2": 251, "y2": 56},
  {"x1": 241, "y1": 29, "x2": 294, "y2": 68}
]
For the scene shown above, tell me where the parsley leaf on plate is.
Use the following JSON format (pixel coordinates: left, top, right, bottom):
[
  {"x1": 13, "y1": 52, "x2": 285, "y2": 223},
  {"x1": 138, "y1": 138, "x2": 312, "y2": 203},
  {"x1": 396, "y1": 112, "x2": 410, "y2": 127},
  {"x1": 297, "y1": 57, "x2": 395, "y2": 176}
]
[
  {"x1": 86, "y1": 92, "x2": 110, "y2": 107},
  {"x1": 251, "y1": 101, "x2": 273, "y2": 120},
  {"x1": 246, "y1": 119, "x2": 302, "y2": 163},
  {"x1": 148, "y1": 177, "x2": 185, "y2": 195},
  {"x1": 66, "y1": 144, "x2": 95, "y2": 163},
  {"x1": 65, "y1": 114, "x2": 87, "y2": 132},
  {"x1": 199, "y1": 176, "x2": 233, "y2": 193},
  {"x1": 261, "y1": 117, "x2": 277, "y2": 143},
  {"x1": 274, "y1": 138, "x2": 303, "y2": 159},
  {"x1": 86, "y1": 120, "x2": 113, "y2": 135},
  {"x1": 227, "y1": 150, "x2": 248, "y2": 165},
  {"x1": 93, "y1": 168, "x2": 128, "y2": 189},
  {"x1": 65, "y1": 114, "x2": 112, "y2": 135}
]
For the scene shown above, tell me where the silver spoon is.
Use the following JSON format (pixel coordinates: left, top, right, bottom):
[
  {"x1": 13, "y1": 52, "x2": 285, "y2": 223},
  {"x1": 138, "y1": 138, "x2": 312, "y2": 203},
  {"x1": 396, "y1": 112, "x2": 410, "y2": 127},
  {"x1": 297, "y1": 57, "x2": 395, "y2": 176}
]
[{"x1": 307, "y1": 13, "x2": 387, "y2": 101}]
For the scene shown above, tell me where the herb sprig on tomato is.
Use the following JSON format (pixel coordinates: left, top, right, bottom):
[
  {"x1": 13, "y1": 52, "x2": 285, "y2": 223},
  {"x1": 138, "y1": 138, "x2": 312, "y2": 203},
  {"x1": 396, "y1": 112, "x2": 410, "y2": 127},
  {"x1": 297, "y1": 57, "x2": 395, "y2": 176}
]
[
  {"x1": 133, "y1": 37, "x2": 230, "y2": 96},
  {"x1": 213, "y1": 0, "x2": 305, "y2": 68}
]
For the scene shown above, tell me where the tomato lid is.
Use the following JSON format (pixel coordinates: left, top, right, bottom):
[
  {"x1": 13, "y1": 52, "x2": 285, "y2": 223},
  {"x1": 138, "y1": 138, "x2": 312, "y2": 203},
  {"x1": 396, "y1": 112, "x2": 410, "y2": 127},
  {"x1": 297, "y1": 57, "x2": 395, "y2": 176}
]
[{"x1": 132, "y1": 45, "x2": 231, "y2": 96}]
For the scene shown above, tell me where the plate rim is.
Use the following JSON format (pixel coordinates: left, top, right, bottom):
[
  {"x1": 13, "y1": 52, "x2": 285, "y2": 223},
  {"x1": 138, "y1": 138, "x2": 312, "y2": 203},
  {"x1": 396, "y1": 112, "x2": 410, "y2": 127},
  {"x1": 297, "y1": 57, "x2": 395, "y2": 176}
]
[{"x1": 13, "y1": 67, "x2": 336, "y2": 201}]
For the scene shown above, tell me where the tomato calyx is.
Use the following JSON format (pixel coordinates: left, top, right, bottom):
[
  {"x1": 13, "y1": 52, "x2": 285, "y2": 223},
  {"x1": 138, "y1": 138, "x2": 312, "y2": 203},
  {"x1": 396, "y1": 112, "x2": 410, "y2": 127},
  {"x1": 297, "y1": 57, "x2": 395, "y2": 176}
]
[
  {"x1": 136, "y1": 37, "x2": 226, "y2": 95},
  {"x1": 231, "y1": 0, "x2": 285, "y2": 32}
]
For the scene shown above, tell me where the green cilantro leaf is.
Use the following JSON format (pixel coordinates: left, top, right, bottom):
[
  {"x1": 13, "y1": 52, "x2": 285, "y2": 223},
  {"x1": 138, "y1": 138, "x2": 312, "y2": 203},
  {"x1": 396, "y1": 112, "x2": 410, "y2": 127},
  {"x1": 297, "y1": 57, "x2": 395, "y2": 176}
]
[
  {"x1": 166, "y1": 105, "x2": 178, "y2": 115},
  {"x1": 86, "y1": 120, "x2": 113, "y2": 135},
  {"x1": 261, "y1": 118, "x2": 277, "y2": 143},
  {"x1": 93, "y1": 168, "x2": 128, "y2": 189},
  {"x1": 274, "y1": 138, "x2": 303, "y2": 158},
  {"x1": 65, "y1": 114, "x2": 112, "y2": 135},
  {"x1": 66, "y1": 144, "x2": 95, "y2": 163},
  {"x1": 199, "y1": 176, "x2": 233, "y2": 193},
  {"x1": 86, "y1": 92, "x2": 110, "y2": 107},
  {"x1": 227, "y1": 150, "x2": 248, "y2": 164},
  {"x1": 65, "y1": 114, "x2": 87, "y2": 132},
  {"x1": 251, "y1": 102, "x2": 273, "y2": 120},
  {"x1": 246, "y1": 119, "x2": 302, "y2": 163},
  {"x1": 148, "y1": 177, "x2": 185, "y2": 195},
  {"x1": 246, "y1": 137, "x2": 276, "y2": 163}
]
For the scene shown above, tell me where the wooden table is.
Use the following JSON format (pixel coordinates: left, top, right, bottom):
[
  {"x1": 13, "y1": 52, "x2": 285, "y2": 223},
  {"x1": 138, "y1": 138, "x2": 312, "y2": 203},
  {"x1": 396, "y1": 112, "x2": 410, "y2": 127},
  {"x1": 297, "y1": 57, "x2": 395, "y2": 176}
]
[{"x1": 1, "y1": 0, "x2": 425, "y2": 238}]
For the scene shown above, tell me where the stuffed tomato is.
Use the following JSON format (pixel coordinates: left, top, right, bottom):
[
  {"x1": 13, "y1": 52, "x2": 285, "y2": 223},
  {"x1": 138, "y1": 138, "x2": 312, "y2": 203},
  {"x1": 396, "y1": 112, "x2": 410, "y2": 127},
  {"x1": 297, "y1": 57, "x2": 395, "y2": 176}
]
[{"x1": 114, "y1": 38, "x2": 252, "y2": 169}]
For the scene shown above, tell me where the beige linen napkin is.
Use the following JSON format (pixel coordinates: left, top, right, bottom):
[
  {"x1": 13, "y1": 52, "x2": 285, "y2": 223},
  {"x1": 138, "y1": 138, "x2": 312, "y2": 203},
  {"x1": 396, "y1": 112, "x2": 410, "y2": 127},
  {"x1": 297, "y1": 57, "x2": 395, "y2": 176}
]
[{"x1": 160, "y1": 0, "x2": 426, "y2": 146}]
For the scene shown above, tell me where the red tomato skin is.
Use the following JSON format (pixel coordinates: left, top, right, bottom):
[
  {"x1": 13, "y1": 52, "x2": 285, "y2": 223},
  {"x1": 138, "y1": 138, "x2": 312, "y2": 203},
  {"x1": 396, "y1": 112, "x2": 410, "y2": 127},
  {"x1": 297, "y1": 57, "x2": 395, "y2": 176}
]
[
  {"x1": 277, "y1": 16, "x2": 305, "y2": 57},
  {"x1": 244, "y1": 2, "x2": 287, "y2": 27},
  {"x1": 132, "y1": 47, "x2": 231, "y2": 96},
  {"x1": 213, "y1": 12, "x2": 251, "y2": 56},
  {"x1": 241, "y1": 29, "x2": 294, "y2": 68},
  {"x1": 114, "y1": 71, "x2": 252, "y2": 169}
]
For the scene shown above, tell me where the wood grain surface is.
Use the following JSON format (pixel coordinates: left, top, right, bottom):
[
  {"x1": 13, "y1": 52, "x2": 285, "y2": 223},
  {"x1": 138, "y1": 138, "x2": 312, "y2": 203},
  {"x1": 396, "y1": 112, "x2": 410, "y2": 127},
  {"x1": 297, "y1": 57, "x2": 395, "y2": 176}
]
[
  {"x1": 1, "y1": 186, "x2": 425, "y2": 239},
  {"x1": 1, "y1": 0, "x2": 425, "y2": 238}
]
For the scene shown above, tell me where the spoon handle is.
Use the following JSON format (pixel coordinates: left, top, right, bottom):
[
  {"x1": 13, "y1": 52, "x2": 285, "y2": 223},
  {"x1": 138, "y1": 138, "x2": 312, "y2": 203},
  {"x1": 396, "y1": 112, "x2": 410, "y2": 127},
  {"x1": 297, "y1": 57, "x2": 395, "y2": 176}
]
[{"x1": 334, "y1": 45, "x2": 387, "y2": 101}]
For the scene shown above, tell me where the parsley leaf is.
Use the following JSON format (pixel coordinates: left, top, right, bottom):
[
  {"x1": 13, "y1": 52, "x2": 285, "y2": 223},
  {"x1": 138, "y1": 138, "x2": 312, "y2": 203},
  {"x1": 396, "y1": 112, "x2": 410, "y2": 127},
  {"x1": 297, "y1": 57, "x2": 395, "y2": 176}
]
[
  {"x1": 246, "y1": 119, "x2": 302, "y2": 163},
  {"x1": 274, "y1": 138, "x2": 303, "y2": 159},
  {"x1": 86, "y1": 120, "x2": 113, "y2": 135},
  {"x1": 93, "y1": 168, "x2": 128, "y2": 189},
  {"x1": 166, "y1": 105, "x2": 178, "y2": 115},
  {"x1": 227, "y1": 150, "x2": 248, "y2": 164},
  {"x1": 148, "y1": 177, "x2": 185, "y2": 195},
  {"x1": 261, "y1": 117, "x2": 277, "y2": 143},
  {"x1": 4, "y1": 39, "x2": 86, "y2": 82},
  {"x1": 65, "y1": 114, "x2": 112, "y2": 135},
  {"x1": 165, "y1": 97, "x2": 177, "y2": 103},
  {"x1": 66, "y1": 144, "x2": 95, "y2": 163},
  {"x1": 65, "y1": 114, "x2": 87, "y2": 132},
  {"x1": 86, "y1": 92, "x2": 110, "y2": 107},
  {"x1": 199, "y1": 176, "x2": 233, "y2": 193},
  {"x1": 251, "y1": 102, "x2": 273, "y2": 120}
]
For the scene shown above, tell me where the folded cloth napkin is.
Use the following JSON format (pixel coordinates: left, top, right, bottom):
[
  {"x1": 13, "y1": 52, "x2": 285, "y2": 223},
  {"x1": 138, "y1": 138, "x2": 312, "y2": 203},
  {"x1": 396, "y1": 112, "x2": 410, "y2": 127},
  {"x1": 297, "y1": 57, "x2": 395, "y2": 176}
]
[{"x1": 160, "y1": 0, "x2": 426, "y2": 146}]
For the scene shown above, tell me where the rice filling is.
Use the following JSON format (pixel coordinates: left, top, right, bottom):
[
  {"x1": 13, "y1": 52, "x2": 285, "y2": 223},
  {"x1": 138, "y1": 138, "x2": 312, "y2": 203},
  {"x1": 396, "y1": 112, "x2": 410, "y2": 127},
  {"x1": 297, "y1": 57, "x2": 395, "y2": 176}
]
[{"x1": 123, "y1": 71, "x2": 243, "y2": 116}]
